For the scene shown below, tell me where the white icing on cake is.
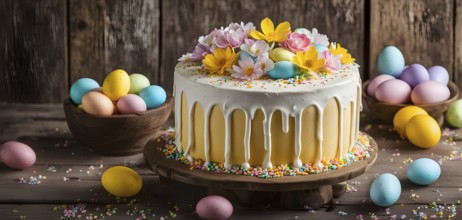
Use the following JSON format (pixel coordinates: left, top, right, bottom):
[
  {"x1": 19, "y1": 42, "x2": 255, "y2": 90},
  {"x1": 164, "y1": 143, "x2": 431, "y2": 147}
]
[{"x1": 174, "y1": 63, "x2": 361, "y2": 169}]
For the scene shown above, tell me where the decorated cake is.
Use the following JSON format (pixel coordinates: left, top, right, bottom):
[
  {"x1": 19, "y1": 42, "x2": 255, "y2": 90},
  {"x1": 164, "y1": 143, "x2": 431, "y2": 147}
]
[{"x1": 172, "y1": 18, "x2": 364, "y2": 173}]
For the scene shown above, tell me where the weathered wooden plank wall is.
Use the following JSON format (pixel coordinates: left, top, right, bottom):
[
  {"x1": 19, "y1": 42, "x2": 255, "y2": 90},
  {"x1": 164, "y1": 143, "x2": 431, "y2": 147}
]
[{"x1": 0, "y1": 0, "x2": 459, "y2": 103}]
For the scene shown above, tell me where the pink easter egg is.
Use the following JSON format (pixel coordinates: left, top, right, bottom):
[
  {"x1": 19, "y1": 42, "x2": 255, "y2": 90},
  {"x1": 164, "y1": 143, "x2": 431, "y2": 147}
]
[
  {"x1": 196, "y1": 195, "x2": 233, "y2": 220},
  {"x1": 0, "y1": 141, "x2": 36, "y2": 170},
  {"x1": 367, "y1": 74, "x2": 395, "y2": 98}
]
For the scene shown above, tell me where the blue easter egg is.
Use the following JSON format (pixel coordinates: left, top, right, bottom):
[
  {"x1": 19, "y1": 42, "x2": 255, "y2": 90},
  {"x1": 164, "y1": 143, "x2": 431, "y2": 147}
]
[
  {"x1": 267, "y1": 61, "x2": 297, "y2": 79},
  {"x1": 407, "y1": 158, "x2": 441, "y2": 185},
  {"x1": 139, "y1": 85, "x2": 167, "y2": 109},
  {"x1": 370, "y1": 173, "x2": 401, "y2": 207},
  {"x1": 314, "y1": 44, "x2": 328, "y2": 54},
  {"x1": 294, "y1": 28, "x2": 310, "y2": 35},
  {"x1": 239, "y1": 51, "x2": 257, "y2": 62},
  {"x1": 377, "y1": 46, "x2": 405, "y2": 77},
  {"x1": 70, "y1": 78, "x2": 100, "y2": 105}
]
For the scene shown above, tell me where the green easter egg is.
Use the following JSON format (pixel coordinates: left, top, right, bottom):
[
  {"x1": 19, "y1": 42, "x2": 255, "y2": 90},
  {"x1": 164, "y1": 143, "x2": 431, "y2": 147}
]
[
  {"x1": 129, "y1": 73, "x2": 150, "y2": 94},
  {"x1": 269, "y1": 48, "x2": 296, "y2": 62},
  {"x1": 446, "y1": 99, "x2": 462, "y2": 128}
]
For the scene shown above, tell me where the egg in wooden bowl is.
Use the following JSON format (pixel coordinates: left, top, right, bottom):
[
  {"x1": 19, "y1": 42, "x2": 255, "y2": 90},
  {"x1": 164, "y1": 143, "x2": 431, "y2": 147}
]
[
  {"x1": 63, "y1": 96, "x2": 173, "y2": 155},
  {"x1": 362, "y1": 79, "x2": 459, "y2": 126}
]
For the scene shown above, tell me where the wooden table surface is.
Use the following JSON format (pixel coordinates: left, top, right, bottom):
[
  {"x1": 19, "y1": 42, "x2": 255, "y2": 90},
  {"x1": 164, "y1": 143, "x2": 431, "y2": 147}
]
[{"x1": 1, "y1": 103, "x2": 461, "y2": 220}]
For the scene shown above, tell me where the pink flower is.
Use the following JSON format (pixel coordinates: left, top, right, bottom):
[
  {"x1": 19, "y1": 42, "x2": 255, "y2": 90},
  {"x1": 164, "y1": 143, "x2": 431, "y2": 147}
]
[
  {"x1": 232, "y1": 58, "x2": 264, "y2": 81},
  {"x1": 322, "y1": 51, "x2": 342, "y2": 71},
  {"x1": 255, "y1": 53, "x2": 274, "y2": 72},
  {"x1": 228, "y1": 22, "x2": 255, "y2": 35},
  {"x1": 199, "y1": 29, "x2": 219, "y2": 47},
  {"x1": 214, "y1": 28, "x2": 247, "y2": 49},
  {"x1": 306, "y1": 28, "x2": 329, "y2": 47},
  {"x1": 240, "y1": 39, "x2": 270, "y2": 57},
  {"x1": 280, "y1": 32, "x2": 311, "y2": 53}
]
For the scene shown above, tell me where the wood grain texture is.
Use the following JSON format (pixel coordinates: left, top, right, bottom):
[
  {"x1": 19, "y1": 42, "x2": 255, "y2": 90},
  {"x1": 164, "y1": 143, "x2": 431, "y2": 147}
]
[
  {"x1": 369, "y1": 0, "x2": 453, "y2": 79},
  {"x1": 455, "y1": 0, "x2": 462, "y2": 88},
  {"x1": 0, "y1": 0, "x2": 67, "y2": 103},
  {"x1": 161, "y1": 0, "x2": 365, "y2": 94},
  {"x1": 69, "y1": 0, "x2": 160, "y2": 86}
]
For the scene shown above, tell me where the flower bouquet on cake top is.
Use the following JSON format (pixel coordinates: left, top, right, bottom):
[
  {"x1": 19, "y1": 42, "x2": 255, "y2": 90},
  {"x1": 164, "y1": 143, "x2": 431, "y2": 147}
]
[{"x1": 178, "y1": 17, "x2": 356, "y2": 82}]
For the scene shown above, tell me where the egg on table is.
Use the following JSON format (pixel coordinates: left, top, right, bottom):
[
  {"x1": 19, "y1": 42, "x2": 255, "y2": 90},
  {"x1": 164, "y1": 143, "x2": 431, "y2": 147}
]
[
  {"x1": 101, "y1": 166, "x2": 142, "y2": 197},
  {"x1": 446, "y1": 99, "x2": 462, "y2": 128},
  {"x1": 393, "y1": 106, "x2": 428, "y2": 138},
  {"x1": 0, "y1": 141, "x2": 36, "y2": 170},
  {"x1": 370, "y1": 173, "x2": 401, "y2": 207},
  {"x1": 405, "y1": 114, "x2": 441, "y2": 148},
  {"x1": 375, "y1": 79, "x2": 411, "y2": 104},
  {"x1": 407, "y1": 158, "x2": 441, "y2": 185},
  {"x1": 196, "y1": 195, "x2": 233, "y2": 220}
]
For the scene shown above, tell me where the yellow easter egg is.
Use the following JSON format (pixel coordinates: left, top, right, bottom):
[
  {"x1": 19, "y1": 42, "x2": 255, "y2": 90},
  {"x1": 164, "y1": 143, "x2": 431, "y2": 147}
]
[
  {"x1": 102, "y1": 69, "x2": 131, "y2": 101},
  {"x1": 405, "y1": 114, "x2": 441, "y2": 148},
  {"x1": 393, "y1": 106, "x2": 428, "y2": 138},
  {"x1": 101, "y1": 166, "x2": 142, "y2": 197},
  {"x1": 269, "y1": 47, "x2": 295, "y2": 62}
]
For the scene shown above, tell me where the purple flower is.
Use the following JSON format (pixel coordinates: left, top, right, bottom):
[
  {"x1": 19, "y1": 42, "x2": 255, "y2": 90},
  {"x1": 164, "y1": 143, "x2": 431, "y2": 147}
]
[
  {"x1": 214, "y1": 28, "x2": 247, "y2": 49},
  {"x1": 240, "y1": 39, "x2": 270, "y2": 57},
  {"x1": 280, "y1": 32, "x2": 311, "y2": 53},
  {"x1": 190, "y1": 43, "x2": 211, "y2": 61},
  {"x1": 228, "y1": 22, "x2": 255, "y2": 35},
  {"x1": 199, "y1": 29, "x2": 219, "y2": 48},
  {"x1": 322, "y1": 50, "x2": 342, "y2": 71},
  {"x1": 232, "y1": 58, "x2": 264, "y2": 81},
  {"x1": 255, "y1": 53, "x2": 274, "y2": 72}
]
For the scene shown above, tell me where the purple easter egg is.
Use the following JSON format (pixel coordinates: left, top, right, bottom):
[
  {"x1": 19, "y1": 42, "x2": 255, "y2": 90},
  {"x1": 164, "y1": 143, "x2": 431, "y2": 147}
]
[
  {"x1": 399, "y1": 64, "x2": 429, "y2": 88},
  {"x1": 428, "y1": 65, "x2": 449, "y2": 85}
]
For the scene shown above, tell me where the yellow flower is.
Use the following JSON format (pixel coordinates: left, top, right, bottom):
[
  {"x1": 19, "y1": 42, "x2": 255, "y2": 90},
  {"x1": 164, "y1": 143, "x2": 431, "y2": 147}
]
[
  {"x1": 291, "y1": 46, "x2": 325, "y2": 76},
  {"x1": 328, "y1": 43, "x2": 355, "y2": 64},
  {"x1": 250, "y1": 17, "x2": 291, "y2": 43},
  {"x1": 202, "y1": 47, "x2": 237, "y2": 75}
]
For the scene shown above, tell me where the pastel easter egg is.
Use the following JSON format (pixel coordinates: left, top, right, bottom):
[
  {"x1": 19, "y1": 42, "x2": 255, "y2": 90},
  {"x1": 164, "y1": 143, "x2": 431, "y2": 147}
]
[
  {"x1": 70, "y1": 78, "x2": 100, "y2": 105},
  {"x1": 101, "y1": 166, "x2": 142, "y2": 197},
  {"x1": 117, "y1": 94, "x2": 147, "y2": 114},
  {"x1": 0, "y1": 141, "x2": 36, "y2": 170},
  {"x1": 267, "y1": 61, "x2": 298, "y2": 79},
  {"x1": 375, "y1": 79, "x2": 411, "y2": 104},
  {"x1": 239, "y1": 51, "x2": 256, "y2": 62},
  {"x1": 377, "y1": 46, "x2": 405, "y2": 77},
  {"x1": 400, "y1": 64, "x2": 429, "y2": 88},
  {"x1": 139, "y1": 85, "x2": 167, "y2": 109},
  {"x1": 370, "y1": 173, "x2": 401, "y2": 207},
  {"x1": 367, "y1": 74, "x2": 395, "y2": 98},
  {"x1": 446, "y1": 99, "x2": 462, "y2": 128},
  {"x1": 411, "y1": 81, "x2": 450, "y2": 105},
  {"x1": 393, "y1": 106, "x2": 428, "y2": 138},
  {"x1": 269, "y1": 47, "x2": 296, "y2": 62},
  {"x1": 314, "y1": 44, "x2": 328, "y2": 54},
  {"x1": 82, "y1": 91, "x2": 114, "y2": 116},
  {"x1": 406, "y1": 114, "x2": 441, "y2": 148},
  {"x1": 103, "y1": 69, "x2": 131, "y2": 101},
  {"x1": 128, "y1": 73, "x2": 150, "y2": 94},
  {"x1": 428, "y1": 65, "x2": 449, "y2": 85},
  {"x1": 407, "y1": 158, "x2": 441, "y2": 185},
  {"x1": 294, "y1": 28, "x2": 310, "y2": 35},
  {"x1": 196, "y1": 195, "x2": 233, "y2": 220}
]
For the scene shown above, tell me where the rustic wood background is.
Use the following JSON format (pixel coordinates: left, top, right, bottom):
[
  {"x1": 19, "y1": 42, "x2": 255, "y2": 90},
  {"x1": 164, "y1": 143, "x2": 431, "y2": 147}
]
[{"x1": 0, "y1": 0, "x2": 458, "y2": 103}]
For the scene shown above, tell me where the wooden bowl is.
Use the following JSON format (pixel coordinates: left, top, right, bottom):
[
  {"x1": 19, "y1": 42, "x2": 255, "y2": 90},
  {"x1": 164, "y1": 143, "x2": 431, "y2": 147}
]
[
  {"x1": 63, "y1": 96, "x2": 173, "y2": 155},
  {"x1": 362, "y1": 80, "x2": 459, "y2": 126}
]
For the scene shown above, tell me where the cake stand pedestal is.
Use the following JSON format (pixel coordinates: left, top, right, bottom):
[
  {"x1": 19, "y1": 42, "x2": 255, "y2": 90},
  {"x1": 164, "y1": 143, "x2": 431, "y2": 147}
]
[{"x1": 144, "y1": 133, "x2": 378, "y2": 210}]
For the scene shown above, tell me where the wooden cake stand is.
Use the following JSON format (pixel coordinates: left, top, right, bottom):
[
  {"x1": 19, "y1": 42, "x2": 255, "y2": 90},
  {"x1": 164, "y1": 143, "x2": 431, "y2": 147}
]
[{"x1": 144, "y1": 133, "x2": 378, "y2": 210}]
